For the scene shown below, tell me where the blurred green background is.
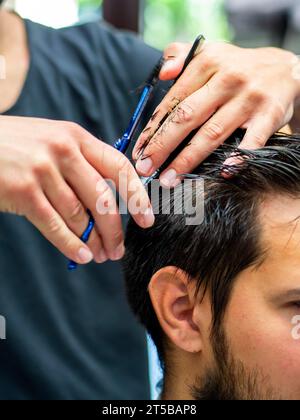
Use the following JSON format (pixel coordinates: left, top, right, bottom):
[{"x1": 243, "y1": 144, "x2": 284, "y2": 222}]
[
  {"x1": 13, "y1": 0, "x2": 300, "y2": 52},
  {"x1": 13, "y1": 0, "x2": 231, "y2": 48},
  {"x1": 143, "y1": 0, "x2": 231, "y2": 48},
  {"x1": 78, "y1": 0, "x2": 231, "y2": 48}
]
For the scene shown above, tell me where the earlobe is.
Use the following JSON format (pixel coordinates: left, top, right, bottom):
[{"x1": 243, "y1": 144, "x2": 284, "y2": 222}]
[{"x1": 148, "y1": 266, "x2": 203, "y2": 354}]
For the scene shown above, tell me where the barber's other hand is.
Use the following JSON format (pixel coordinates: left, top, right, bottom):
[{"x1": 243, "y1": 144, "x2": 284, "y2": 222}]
[
  {"x1": 0, "y1": 116, "x2": 154, "y2": 264},
  {"x1": 133, "y1": 42, "x2": 300, "y2": 186}
]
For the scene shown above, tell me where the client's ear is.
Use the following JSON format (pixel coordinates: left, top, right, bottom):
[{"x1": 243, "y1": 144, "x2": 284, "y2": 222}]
[{"x1": 149, "y1": 267, "x2": 205, "y2": 354}]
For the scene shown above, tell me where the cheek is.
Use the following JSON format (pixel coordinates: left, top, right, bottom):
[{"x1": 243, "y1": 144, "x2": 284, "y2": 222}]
[{"x1": 225, "y1": 293, "x2": 300, "y2": 396}]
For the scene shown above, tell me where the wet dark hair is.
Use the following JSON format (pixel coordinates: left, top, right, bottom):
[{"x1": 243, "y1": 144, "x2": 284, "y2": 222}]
[{"x1": 123, "y1": 130, "x2": 300, "y2": 367}]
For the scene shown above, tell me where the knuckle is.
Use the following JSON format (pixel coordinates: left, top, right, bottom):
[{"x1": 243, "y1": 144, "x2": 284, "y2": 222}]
[
  {"x1": 247, "y1": 86, "x2": 268, "y2": 104},
  {"x1": 45, "y1": 213, "x2": 64, "y2": 236},
  {"x1": 238, "y1": 100, "x2": 253, "y2": 116},
  {"x1": 64, "y1": 121, "x2": 84, "y2": 139},
  {"x1": 270, "y1": 102, "x2": 285, "y2": 123},
  {"x1": 218, "y1": 71, "x2": 246, "y2": 90},
  {"x1": 97, "y1": 180, "x2": 114, "y2": 202},
  {"x1": 177, "y1": 152, "x2": 196, "y2": 170},
  {"x1": 217, "y1": 73, "x2": 229, "y2": 88},
  {"x1": 116, "y1": 154, "x2": 132, "y2": 174},
  {"x1": 148, "y1": 135, "x2": 166, "y2": 155},
  {"x1": 32, "y1": 157, "x2": 52, "y2": 177},
  {"x1": 172, "y1": 101, "x2": 195, "y2": 125},
  {"x1": 202, "y1": 121, "x2": 224, "y2": 142},
  {"x1": 67, "y1": 200, "x2": 86, "y2": 224},
  {"x1": 225, "y1": 69, "x2": 247, "y2": 88},
  {"x1": 96, "y1": 182, "x2": 117, "y2": 215},
  {"x1": 199, "y1": 58, "x2": 210, "y2": 73},
  {"x1": 49, "y1": 137, "x2": 74, "y2": 158},
  {"x1": 201, "y1": 47, "x2": 217, "y2": 66},
  {"x1": 200, "y1": 53, "x2": 217, "y2": 72},
  {"x1": 112, "y1": 229, "x2": 123, "y2": 246},
  {"x1": 50, "y1": 122, "x2": 84, "y2": 157},
  {"x1": 34, "y1": 200, "x2": 52, "y2": 221},
  {"x1": 17, "y1": 178, "x2": 37, "y2": 198}
]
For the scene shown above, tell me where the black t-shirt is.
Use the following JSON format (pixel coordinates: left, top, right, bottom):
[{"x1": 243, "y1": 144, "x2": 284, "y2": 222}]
[{"x1": 0, "y1": 19, "x2": 161, "y2": 400}]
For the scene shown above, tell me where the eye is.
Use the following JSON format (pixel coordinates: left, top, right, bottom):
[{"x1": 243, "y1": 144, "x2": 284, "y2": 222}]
[{"x1": 292, "y1": 301, "x2": 300, "y2": 308}]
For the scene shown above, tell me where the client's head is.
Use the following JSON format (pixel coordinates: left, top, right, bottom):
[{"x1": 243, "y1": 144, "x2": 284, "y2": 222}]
[{"x1": 123, "y1": 131, "x2": 300, "y2": 400}]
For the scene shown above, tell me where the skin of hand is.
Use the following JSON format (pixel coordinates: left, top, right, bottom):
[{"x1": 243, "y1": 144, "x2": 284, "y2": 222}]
[
  {"x1": 0, "y1": 116, "x2": 155, "y2": 265},
  {"x1": 133, "y1": 41, "x2": 300, "y2": 187}
]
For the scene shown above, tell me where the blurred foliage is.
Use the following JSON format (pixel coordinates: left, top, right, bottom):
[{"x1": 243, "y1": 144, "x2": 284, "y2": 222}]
[
  {"x1": 77, "y1": 0, "x2": 102, "y2": 21},
  {"x1": 77, "y1": 0, "x2": 231, "y2": 49},
  {"x1": 144, "y1": 0, "x2": 231, "y2": 49},
  {"x1": 78, "y1": 0, "x2": 102, "y2": 7}
]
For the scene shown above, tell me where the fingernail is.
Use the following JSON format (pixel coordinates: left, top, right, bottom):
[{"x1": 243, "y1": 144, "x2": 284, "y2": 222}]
[
  {"x1": 96, "y1": 249, "x2": 108, "y2": 264},
  {"x1": 160, "y1": 169, "x2": 178, "y2": 188},
  {"x1": 110, "y1": 243, "x2": 125, "y2": 261},
  {"x1": 224, "y1": 156, "x2": 238, "y2": 167},
  {"x1": 78, "y1": 247, "x2": 94, "y2": 264},
  {"x1": 162, "y1": 59, "x2": 176, "y2": 74},
  {"x1": 143, "y1": 207, "x2": 155, "y2": 228},
  {"x1": 136, "y1": 157, "x2": 154, "y2": 175}
]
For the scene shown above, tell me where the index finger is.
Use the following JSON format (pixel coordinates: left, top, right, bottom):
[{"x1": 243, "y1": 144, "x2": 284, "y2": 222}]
[
  {"x1": 132, "y1": 43, "x2": 217, "y2": 162},
  {"x1": 81, "y1": 136, "x2": 155, "y2": 228}
]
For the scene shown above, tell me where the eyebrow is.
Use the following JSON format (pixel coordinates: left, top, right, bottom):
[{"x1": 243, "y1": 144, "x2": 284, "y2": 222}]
[{"x1": 270, "y1": 288, "x2": 300, "y2": 304}]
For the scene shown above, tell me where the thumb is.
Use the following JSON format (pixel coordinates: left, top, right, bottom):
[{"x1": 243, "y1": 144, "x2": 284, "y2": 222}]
[{"x1": 160, "y1": 42, "x2": 191, "y2": 81}]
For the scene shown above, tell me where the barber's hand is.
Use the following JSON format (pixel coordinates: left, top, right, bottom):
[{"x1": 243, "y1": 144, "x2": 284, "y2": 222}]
[
  {"x1": 0, "y1": 116, "x2": 154, "y2": 264},
  {"x1": 133, "y1": 42, "x2": 300, "y2": 186}
]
